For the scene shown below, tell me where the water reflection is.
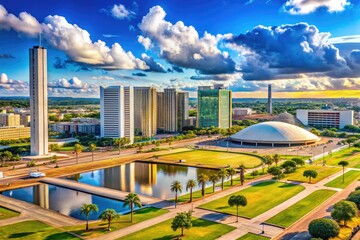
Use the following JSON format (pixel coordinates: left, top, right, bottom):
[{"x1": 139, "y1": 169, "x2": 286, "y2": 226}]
[
  {"x1": 1, "y1": 184, "x2": 130, "y2": 220},
  {"x1": 64, "y1": 162, "x2": 217, "y2": 199}
]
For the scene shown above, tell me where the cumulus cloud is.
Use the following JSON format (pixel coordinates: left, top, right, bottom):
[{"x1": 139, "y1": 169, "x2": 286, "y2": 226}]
[
  {"x1": 141, "y1": 53, "x2": 167, "y2": 73},
  {"x1": 138, "y1": 6, "x2": 236, "y2": 75},
  {"x1": 91, "y1": 76, "x2": 115, "y2": 81},
  {"x1": 226, "y1": 22, "x2": 353, "y2": 80},
  {"x1": 48, "y1": 77, "x2": 98, "y2": 95},
  {"x1": 0, "y1": 5, "x2": 41, "y2": 36},
  {"x1": 329, "y1": 35, "x2": 360, "y2": 44},
  {"x1": 138, "y1": 35, "x2": 152, "y2": 50},
  {"x1": 111, "y1": 3, "x2": 135, "y2": 20},
  {"x1": 283, "y1": 0, "x2": 350, "y2": 15},
  {"x1": 0, "y1": 73, "x2": 28, "y2": 93}
]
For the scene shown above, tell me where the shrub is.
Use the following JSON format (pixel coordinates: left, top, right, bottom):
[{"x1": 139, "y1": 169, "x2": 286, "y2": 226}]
[{"x1": 308, "y1": 218, "x2": 340, "y2": 240}]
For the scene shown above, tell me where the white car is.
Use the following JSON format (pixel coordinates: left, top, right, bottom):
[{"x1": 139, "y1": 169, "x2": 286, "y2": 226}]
[{"x1": 29, "y1": 172, "x2": 46, "y2": 178}]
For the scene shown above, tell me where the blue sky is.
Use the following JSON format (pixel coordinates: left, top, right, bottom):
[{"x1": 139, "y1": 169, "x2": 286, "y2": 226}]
[{"x1": 1, "y1": 0, "x2": 360, "y2": 97}]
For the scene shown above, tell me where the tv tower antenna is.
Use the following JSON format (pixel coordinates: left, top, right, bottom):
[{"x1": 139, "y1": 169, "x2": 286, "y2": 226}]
[{"x1": 39, "y1": 32, "x2": 42, "y2": 46}]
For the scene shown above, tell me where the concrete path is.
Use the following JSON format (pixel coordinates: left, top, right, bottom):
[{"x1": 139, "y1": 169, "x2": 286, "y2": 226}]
[
  {"x1": 41, "y1": 177, "x2": 161, "y2": 205},
  {"x1": 0, "y1": 214, "x2": 32, "y2": 227}
]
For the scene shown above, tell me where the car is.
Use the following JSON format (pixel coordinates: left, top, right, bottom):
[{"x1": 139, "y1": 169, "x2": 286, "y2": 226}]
[{"x1": 29, "y1": 172, "x2": 46, "y2": 178}]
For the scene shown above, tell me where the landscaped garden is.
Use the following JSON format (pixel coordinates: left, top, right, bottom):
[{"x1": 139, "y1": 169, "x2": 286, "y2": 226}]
[
  {"x1": 285, "y1": 165, "x2": 340, "y2": 183},
  {"x1": 0, "y1": 220, "x2": 79, "y2": 240},
  {"x1": 237, "y1": 233, "x2": 270, "y2": 240},
  {"x1": 199, "y1": 181, "x2": 305, "y2": 218},
  {"x1": 117, "y1": 217, "x2": 235, "y2": 240},
  {"x1": 322, "y1": 147, "x2": 360, "y2": 168},
  {"x1": 325, "y1": 170, "x2": 360, "y2": 189},
  {"x1": 0, "y1": 206, "x2": 19, "y2": 220},
  {"x1": 157, "y1": 149, "x2": 263, "y2": 168},
  {"x1": 265, "y1": 189, "x2": 336, "y2": 227}
]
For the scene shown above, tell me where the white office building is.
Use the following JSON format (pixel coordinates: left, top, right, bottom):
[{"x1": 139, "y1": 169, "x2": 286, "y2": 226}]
[
  {"x1": 30, "y1": 46, "x2": 48, "y2": 156},
  {"x1": 100, "y1": 86, "x2": 134, "y2": 143},
  {"x1": 296, "y1": 109, "x2": 354, "y2": 129}
]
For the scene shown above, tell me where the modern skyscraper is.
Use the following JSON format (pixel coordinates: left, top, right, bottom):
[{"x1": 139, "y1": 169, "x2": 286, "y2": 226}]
[
  {"x1": 177, "y1": 91, "x2": 189, "y2": 131},
  {"x1": 134, "y1": 87, "x2": 157, "y2": 137},
  {"x1": 197, "y1": 85, "x2": 232, "y2": 129},
  {"x1": 268, "y1": 84, "x2": 272, "y2": 114},
  {"x1": 100, "y1": 86, "x2": 134, "y2": 143},
  {"x1": 30, "y1": 46, "x2": 48, "y2": 156},
  {"x1": 156, "y1": 92, "x2": 165, "y2": 131},
  {"x1": 164, "y1": 88, "x2": 177, "y2": 132}
]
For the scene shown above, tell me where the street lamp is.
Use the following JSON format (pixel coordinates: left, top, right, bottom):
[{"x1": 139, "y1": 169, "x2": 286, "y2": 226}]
[
  {"x1": 323, "y1": 146, "x2": 327, "y2": 166},
  {"x1": 261, "y1": 222, "x2": 265, "y2": 234}
]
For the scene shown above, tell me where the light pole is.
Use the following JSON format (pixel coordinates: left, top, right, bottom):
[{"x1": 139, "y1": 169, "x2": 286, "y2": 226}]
[
  {"x1": 322, "y1": 146, "x2": 327, "y2": 166},
  {"x1": 261, "y1": 222, "x2": 265, "y2": 234}
]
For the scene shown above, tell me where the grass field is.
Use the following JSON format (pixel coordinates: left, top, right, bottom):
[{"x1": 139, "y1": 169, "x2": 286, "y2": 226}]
[
  {"x1": 324, "y1": 170, "x2": 360, "y2": 189},
  {"x1": 322, "y1": 147, "x2": 360, "y2": 168},
  {"x1": 0, "y1": 206, "x2": 19, "y2": 220},
  {"x1": 66, "y1": 207, "x2": 168, "y2": 238},
  {"x1": 117, "y1": 217, "x2": 235, "y2": 240},
  {"x1": 0, "y1": 220, "x2": 79, "y2": 240},
  {"x1": 237, "y1": 233, "x2": 270, "y2": 240},
  {"x1": 265, "y1": 189, "x2": 336, "y2": 227},
  {"x1": 199, "y1": 181, "x2": 305, "y2": 218},
  {"x1": 158, "y1": 149, "x2": 263, "y2": 168},
  {"x1": 285, "y1": 165, "x2": 340, "y2": 183}
]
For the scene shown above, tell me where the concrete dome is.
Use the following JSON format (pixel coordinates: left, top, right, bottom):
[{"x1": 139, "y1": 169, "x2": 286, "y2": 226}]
[
  {"x1": 230, "y1": 121, "x2": 320, "y2": 146},
  {"x1": 273, "y1": 112, "x2": 304, "y2": 127}
]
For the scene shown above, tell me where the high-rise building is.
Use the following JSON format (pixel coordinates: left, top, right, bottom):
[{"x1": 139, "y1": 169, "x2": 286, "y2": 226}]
[
  {"x1": 134, "y1": 87, "x2": 157, "y2": 137},
  {"x1": 100, "y1": 86, "x2": 134, "y2": 143},
  {"x1": 177, "y1": 91, "x2": 189, "y2": 131},
  {"x1": 197, "y1": 85, "x2": 232, "y2": 128},
  {"x1": 268, "y1": 84, "x2": 272, "y2": 114},
  {"x1": 164, "y1": 88, "x2": 177, "y2": 132},
  {"x1": 30, "y1": 46, "x2": 48, "y2": 156},
  {"x1": 157, "y1": 92, "x2": 165, "y2": 131},
  {"x1": 0, "y1": 113, "x2": 20, "y2": 127},
  {"x1": 20, "y1": 114, "x2": 31, "y2": 127}
]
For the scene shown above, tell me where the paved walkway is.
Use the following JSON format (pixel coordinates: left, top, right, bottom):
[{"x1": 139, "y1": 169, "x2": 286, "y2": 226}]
[{"x1": 41, "y1": 177, "x2": 161, "y2": 205}]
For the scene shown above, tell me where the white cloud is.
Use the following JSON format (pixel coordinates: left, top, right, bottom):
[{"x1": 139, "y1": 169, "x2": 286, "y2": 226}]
[
  {"x1": 48, "y1": 77, "x2": 99, "y2": 96},
  {"x1": 329, "y1": 35, "x2": 360, "y2": 44},
  {"x1": 138, "y1": 6, "x2": 236, "y2": 74},
  {"x1": 138, "y1": 35, "x2": 152, "y2": 50},
  {"x1": 0, "y1": 73, "x2": 28, "y2": 94},
  {"x1": 0, "y1": 5, "x2": 41, "y2": 36},
  {"x1": 91, "y1": 76, "x2": 115, "y2": 81},
  {"x1": 284, "y1": 0, "x2": 350, "y2": 15},
  {"x1": 111, "y1": 4, "x2": 135, "y2": 19}
]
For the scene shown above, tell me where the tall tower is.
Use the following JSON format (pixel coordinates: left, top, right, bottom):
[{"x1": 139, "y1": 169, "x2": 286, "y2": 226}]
[
  {"x1": 100, "y1": 86, "x2": 134, "y2": 143},
  {"x1": 134, "y1": 87, "x2": 157, "y2": 137},
  {"x1": 30, "y1": 46, "x2": 48, "y2": 156},
  {"x1": 268, "y1": 84, "x2": 272, "y2": 114},
  {"x1": 164, "y1": 88, "x2": 177, "y2": 132}
]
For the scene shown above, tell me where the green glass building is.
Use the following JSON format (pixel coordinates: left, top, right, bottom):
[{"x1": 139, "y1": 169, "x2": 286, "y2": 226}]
[{"x1": 197, "y1": 88, "x2": 232, "y2": 128}]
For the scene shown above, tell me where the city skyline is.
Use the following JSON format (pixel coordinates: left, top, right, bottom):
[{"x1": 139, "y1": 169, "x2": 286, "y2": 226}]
[{"x1": 1, "y1": 0, "x2": 360, "y2": 98}]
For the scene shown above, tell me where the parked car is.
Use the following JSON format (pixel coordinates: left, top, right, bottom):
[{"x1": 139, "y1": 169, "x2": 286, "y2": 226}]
[{"x1": 29, "y1": 172, "x2": 46, "y2": 178}]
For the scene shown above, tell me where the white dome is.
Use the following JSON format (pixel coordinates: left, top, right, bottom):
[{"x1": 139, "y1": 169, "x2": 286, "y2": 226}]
[{"x1": 230, "y1": 121, "x2": 320, "y2": 145}]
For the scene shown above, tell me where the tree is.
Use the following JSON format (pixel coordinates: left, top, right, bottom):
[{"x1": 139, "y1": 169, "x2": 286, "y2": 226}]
[
  {"x1": 308, "y1": 218, "x2": 340, "y2": 240},
  {"x1": 88, "y1": 143, "x2": 97, "y2": 162},
  {"x1": 303, "y1": 170, "x2": 318, "y2": 183},
  {"x1": 209, "y1": 174, "x2": 219, "y2": 193},
  {"x1": 281, "y1": 160, "x2": 297, "y2": 173},
  {"x1": 218, "y1": 168, "x2": 229, "y2": 190},
  {"x1": 171, "y1": 211, "x2": 192, "y2": 237},
  {"x1": 0, "y1": 151, "x2": 12, "y2": 167},
  {"x1": 292, "y1": 158, "x2": 305, "y2": 166},
  {"x1": 227, "y1": 167, "x2": 236, "y2": 185},
  {"x1": 346, "y1": 136, "x2": 357, "y2": 147},
  {"x1": 73, "y1": 143, "x2": 83, "y2": 164},
  {"x1": 238, "y1": 164, "x2": 245, "y2": 185},
  {"x1": 347, "y1": 190, "x2": 360, "y2": 208},
  {"x1": 99, "y1": 209, "x2": 121, "y2": 231},
  {"x1": 338, "y1": 161, "x2": 349, "y2": 183},
  {"x1": 268, "y1": 166, "x2": 284, "y2": 179},
  {"x1": 114, "y1": 137, "x2": 130, "y2": 155},
  {"x1": 80, "y1": 203, "x2": 98, "y2": 231},
  {"x1": 51, "y1": 154, "x2": 58, "y2": 168},
  {"x1": 197, "y1": 173, "x2": 209, "y2": 196},
  {"x1": 123, "y1": 193, "x2": 142, "y2": 222},
  {"x1": 171, "y1": 180, "x2": 182, "y2": 208},
  {"x1": 11, "y1": 154, "x2": 20, "y2": 170},
  {"x1": 228, "y1": 195, "x2": 247, "y2": 222},
  {"x1": 310, "y1": 128, "x2": 321, "y2": 136},
  {"x1": 331, "y1": 200, "x2": 358, "y2": 226},
  {"x1": 272, "y1": 154, "x2": 281, "y2": 166},
  {"x1": 49, "y1": 144, "x2": 59, "y2": 153},
  {"x1": 263, "y1": 155, "x2": 273, "y2": 170},
  {"x1": 186, "y1": 179, "x2": 196, "y2": 203}
]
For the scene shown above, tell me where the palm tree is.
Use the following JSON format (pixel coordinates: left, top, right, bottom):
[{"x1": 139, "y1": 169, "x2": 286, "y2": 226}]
[
  {"x1": 338, "y1": 161, "x2": 349, "y2": 183},
  {"x1": 186, "y1": 179, "x2": 196, "y2": 202},
  {"x1": 197, "y1": 173, "x2": 209, "y2": 196},
  {"x1": 218, "y1": 168, "x2": 229, "y2": 190},
  {"x1": 171, "y1": 180, "x2": 183, "y2": 208},
  {"x1": 123, "y1": 193, "x2": 142, "y2": 222},
  {"x1": 228, "y1": 167, "x2": 237, "y2": 185},
  {"x1": 228, "y1": 195, "x2": 247, "y2": 222},
  {"x1": 88, "y1": 143, "x2": 97, "y2": 162},
  {"x1": 73, "y1": 143, "x2": 83, "y2": 164},
  {"x1": 209, "y1": 174, "x2": 219, "y2": 193},
  {"x1": 80, "y1": 203, "x2": 98, "y2": 231},
  {"x1": 273, "y1": 154, "x2": 280, "y2": 166},
  {"x1": 99, "y1": 209, "x2": 121, "y2": 231},
  {"x1": 114, "y1": 137, "x2": 130, "y2": 155}
]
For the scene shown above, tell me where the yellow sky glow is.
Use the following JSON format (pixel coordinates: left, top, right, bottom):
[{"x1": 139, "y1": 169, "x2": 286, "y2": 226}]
[{"x1": 232, "y1": 90, "x2": 360, "y2": 98}]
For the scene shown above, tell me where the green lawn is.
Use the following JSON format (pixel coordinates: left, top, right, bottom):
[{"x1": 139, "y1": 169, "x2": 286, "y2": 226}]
[
  {"x1": 237, "y1": 233, "x2": 270, "y2": 240},
  {"x1": 117, "y1": 217, "x2": 235, "y2": 240},
  {"x1": 66, "y1": 207, "x2": 168, "y2": 238},
  {"x1": 0, "y1": 220, "x2": 79, "y2": 240},
  {"x1": 199, "y1": 181, "x2": 305, "y2": 218},
  {"x1": 285, "y1": 165, "x2": 340, "y2": 183},
  {"x1": 158, "y1": 149, "x2": 263, "y2": 168},
  {"x1": 322, "y1": 147, "x2": 360, "y2": 168},
  {"x1": 265, "y1": 189, "x2": 336, "y2": 227},
  {"x1": 0, "y1": 206, "x2": 20, "y2": 220},
  {"x1": 324, "y1": 170, "x2": 360, "y2": 189}
]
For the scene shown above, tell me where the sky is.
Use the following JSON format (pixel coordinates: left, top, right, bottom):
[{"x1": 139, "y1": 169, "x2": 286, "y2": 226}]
[{"x1": 1, "y1": 0, "x2": 360, "y2": 98}]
